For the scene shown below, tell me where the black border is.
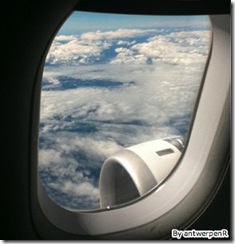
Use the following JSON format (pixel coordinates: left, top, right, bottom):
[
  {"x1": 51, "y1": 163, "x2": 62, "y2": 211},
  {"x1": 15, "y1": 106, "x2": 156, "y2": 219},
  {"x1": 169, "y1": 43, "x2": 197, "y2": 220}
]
[
  {"x1": 0, "y1": 0, "x2": 231, "y2": 240},
  {"x1": 76, "y1": 0, "x2": 230, "y2": 15}
]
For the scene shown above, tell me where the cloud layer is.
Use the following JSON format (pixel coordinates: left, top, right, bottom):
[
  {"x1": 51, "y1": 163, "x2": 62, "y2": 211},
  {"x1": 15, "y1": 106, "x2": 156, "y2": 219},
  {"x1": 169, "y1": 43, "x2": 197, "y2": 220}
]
[{"x1": 39, "y1": 25, "x2": 211, "y2": 210}]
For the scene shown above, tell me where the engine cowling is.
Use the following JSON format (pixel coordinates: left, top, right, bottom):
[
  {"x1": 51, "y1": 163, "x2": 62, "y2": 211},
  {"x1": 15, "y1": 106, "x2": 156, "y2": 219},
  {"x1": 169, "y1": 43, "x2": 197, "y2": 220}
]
[{"x1": 99, "y1": 136, "x2": 184, "y2": 208}]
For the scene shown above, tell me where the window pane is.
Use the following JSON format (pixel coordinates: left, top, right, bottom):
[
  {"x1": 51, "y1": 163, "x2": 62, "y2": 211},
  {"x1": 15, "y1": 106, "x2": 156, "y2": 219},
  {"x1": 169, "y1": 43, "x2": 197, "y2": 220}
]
[{"x1": 38, "y1": 12, "x2": 211, "y2": 211}]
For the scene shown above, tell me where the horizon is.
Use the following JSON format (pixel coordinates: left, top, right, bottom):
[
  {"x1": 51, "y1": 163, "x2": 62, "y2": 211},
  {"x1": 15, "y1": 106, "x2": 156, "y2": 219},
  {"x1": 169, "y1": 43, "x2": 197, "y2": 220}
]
[{"x1": 58, "y1": 11, "x2": 210, "y2": 35}]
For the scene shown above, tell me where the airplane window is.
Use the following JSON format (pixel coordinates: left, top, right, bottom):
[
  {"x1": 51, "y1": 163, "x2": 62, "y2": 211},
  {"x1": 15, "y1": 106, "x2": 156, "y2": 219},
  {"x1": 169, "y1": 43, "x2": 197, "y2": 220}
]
[{"x1": 38, "y1": 12, "x2": 211, "y2": 211}]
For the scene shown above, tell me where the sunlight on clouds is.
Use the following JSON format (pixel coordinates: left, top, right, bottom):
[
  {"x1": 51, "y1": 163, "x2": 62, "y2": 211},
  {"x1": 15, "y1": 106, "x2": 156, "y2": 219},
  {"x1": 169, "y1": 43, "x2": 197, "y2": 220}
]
[
  {"x1": 46, "y1": 29, "x2": 159, "y2": 65},
  {"x1": 80, "y1": 29, "x2": 158, "y2": 40},
  {"x1": 46, "y1": 28, "x2": 211, "y2": 66},
  {"x1": 39, "y1": 22, "x2": 211, "y2": 210},
  {"x1": 112, "y1": 31, "x2": 211, "y2": 65}
]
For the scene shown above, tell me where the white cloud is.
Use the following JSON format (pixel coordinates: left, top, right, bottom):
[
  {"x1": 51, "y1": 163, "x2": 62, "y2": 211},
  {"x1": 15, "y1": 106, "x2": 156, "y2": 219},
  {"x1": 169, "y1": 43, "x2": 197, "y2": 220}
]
[
  {"x1": 39, "y1": 27, "x2": 211, "y2": 210},
  {"x1": 45, "y1": 28, "x2": 211, "y2": 67},
  {"x1": 117, "y1": 40, "x2": 136, "y2": 46},
  {"x1": 39, "y1": 158, "x2": 100, "y2": 209},
  {"x1": 40, "y1": 60, "x2": 205, "y2": 167},
  {"x1": 111, "y1": 47, "x2": 147, "y2": 64},
  {"x1": 80, "y1": 29, "x2": 158, "y2": 40},
  {"x1": 46, "y1": 38, "x2": 109, "y2": 65},
  {"x1": 112, "y1": 30, "x2": 211, "y2": 65},
  {"x1": 60, "y1": 181, "x2": 99, "y2": 198},
  {"x1": 39, "y1": 149, "x2": 64, "y2": 165},
  {"x1": 45, "y1": 29, "x2": 161, "y2": 66},
  {"x1": 54, "y1": 35, "x2": 77, "y2": 42}
]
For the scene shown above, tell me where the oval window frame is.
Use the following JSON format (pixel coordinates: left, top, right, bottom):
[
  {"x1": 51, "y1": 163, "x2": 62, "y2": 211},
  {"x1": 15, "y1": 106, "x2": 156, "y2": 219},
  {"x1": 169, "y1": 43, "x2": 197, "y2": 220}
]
[{"x1": 30, "y1": 4, "x2": 230, "y2": 239}]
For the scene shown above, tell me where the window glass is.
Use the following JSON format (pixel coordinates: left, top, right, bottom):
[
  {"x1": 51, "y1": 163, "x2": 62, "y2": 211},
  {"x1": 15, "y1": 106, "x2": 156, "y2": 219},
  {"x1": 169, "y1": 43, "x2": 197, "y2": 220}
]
[{"x1": 39, "y1": 12, "x2": 211, "y2": 210}]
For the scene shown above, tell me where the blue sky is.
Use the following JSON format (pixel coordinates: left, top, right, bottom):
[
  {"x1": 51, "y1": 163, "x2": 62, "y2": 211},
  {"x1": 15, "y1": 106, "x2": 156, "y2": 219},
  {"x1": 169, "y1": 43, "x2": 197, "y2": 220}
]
[{"x1": 58, "y1": 11, "x2": 210, "y2": 35}]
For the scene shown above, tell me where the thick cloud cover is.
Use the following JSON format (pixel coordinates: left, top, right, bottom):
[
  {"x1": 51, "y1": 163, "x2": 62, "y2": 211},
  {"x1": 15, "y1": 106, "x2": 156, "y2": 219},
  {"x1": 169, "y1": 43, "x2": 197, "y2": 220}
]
[{"x1": 39, "y1": 25, "x2": 211, "y2": 210}]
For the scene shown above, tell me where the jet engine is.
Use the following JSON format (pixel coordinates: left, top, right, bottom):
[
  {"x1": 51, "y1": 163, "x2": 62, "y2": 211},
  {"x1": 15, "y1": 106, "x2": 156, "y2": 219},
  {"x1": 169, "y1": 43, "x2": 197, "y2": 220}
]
[{"x1": 99, "y1": 136, "x2": 184, "y2": 208}]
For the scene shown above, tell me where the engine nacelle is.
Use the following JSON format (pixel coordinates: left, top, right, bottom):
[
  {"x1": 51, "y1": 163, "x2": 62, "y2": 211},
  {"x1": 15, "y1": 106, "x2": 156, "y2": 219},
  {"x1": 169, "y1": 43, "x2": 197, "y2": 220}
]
[{"x1": 99, "y1": 137, "x2": 184, "y2": 208}]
